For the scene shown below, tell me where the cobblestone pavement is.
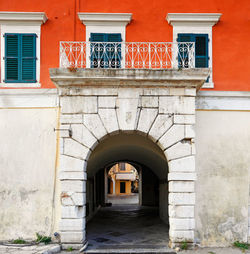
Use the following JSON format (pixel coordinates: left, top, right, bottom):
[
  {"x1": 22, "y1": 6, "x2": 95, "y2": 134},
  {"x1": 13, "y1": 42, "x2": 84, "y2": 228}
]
[{"x1": 0, "y1": 243, "x2": 60, "y2": 254}]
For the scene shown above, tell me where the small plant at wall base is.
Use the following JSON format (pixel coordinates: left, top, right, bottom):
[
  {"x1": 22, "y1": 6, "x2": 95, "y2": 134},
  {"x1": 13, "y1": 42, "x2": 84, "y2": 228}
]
[
  {"x1": 36, "y1": 233, "x2": 51, "y2": 244},
  {"x1": 233, "y1": 241, "x2": 249, "y2": 250},
  {"x1": 12, "y1": 238, "x2": 26, "y2": 244},
  {"x1": 66, "y1": 247, "x2": 73, "y2": 252},
  {"x1": 180, "y1": 241, "x2": 188, "y2": 250}
]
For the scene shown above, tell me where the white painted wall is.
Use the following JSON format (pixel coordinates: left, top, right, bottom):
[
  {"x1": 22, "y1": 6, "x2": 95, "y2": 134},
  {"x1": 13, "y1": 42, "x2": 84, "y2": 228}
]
[
  {"x1": 0, "y1": 108, "x2": 59, "y2": 240},
  {"x1": 195, "y1": 110, "x2": 250, "y2": 246}
]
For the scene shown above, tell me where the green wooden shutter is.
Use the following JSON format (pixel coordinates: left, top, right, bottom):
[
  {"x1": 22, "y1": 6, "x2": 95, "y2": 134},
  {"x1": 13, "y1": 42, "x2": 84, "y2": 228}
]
[
  {"x1": 194, "y1": 34, "x2": 208, "y2": 68},
  {"x1": 107, "y1": 34, "x2": 122, "y2": 42},
  {"x1": 21, "y1": 34, "x2": 36, "y2": 82},
  {"x1": 177, "y1": 34, "x2": 194, "y2": 68},
  {"x1": 90, "y1": 33, "x2": 106, "y2": 68},
  {"x1": 177, "y1": 34, "x2": 193, "y2": 43},
  {"x1": 107, "y1": 34, "x2": 122, "y2": 68},
  {"x1": 5, "y1": 33, "x2": 36, "y2": 83},
  {"x1": 5, "y1": 34, "x2": 19, "y2": 81}
]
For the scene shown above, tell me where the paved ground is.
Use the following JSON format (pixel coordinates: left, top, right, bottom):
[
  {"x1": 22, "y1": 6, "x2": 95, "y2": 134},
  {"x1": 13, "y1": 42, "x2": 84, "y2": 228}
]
[
  {"x1": 107, "y1": 194, "x2": 139, "y2": 205},
  {"x1": 0, "y1": 243, "x2": 60, "y2": 254},
  {"x1": 60, "y1": 247, "x2": 250, "y2": 253},
  {"x1": 85, "y1": 205, "x2": 170, "y2": 253},
  {"x1": 182, "y1": 247, "x2": 250, "y2": 253}
]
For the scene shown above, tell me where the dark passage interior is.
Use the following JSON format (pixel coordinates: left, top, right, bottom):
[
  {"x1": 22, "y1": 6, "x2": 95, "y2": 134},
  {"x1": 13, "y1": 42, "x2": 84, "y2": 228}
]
[{"x1": 85, "y1": 133, "x2": 170, "y2": 252}]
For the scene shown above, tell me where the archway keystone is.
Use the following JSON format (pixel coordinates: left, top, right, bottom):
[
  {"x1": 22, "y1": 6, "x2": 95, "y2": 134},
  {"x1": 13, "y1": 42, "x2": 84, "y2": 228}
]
[{"x1": 50, "y1": 68, "x2": 209, "y2": 249}]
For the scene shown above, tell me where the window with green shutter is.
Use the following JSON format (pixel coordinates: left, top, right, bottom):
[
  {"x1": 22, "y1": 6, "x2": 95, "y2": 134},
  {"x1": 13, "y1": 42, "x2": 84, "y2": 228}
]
[
  {"x1": 177, "y1": 33, "x2": 209, "y2": 68},
  {"x1": 5, "y1": 33, "x2": 36, "y2": 83},
  {"x1": 177, "y1": 33, "x2": 209, "y2": 81},
  {"x1": 90, "y1": 33, "x2": 122, "y2": 68}
]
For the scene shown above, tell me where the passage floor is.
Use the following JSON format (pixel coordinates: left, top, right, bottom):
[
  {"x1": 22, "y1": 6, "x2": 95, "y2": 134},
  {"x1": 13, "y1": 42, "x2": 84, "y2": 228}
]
[{"x1": 85, "y1": 205, "x2": 171, "y2": 253}]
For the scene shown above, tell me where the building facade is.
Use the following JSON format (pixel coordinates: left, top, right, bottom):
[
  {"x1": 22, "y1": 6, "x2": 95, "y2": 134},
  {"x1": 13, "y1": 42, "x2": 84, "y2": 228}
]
[
  {"x1": 0, "y1": 0, "x2": 250, "y2": 250},
  {"x1": 108, "y1": 163, "x2": 138, "y2": 195}
]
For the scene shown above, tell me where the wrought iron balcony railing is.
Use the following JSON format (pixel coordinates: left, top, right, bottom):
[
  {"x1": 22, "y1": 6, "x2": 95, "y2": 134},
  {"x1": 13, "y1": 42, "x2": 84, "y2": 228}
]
[{"x1": 60, "y1": 41, "x2": 195, "y2": 69}]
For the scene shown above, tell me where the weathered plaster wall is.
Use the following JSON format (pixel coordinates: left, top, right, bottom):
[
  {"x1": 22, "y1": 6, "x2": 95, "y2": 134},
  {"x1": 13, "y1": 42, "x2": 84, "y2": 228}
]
[
  {"x1": 0, "y1": 108, "x2": 59, "y2": 240},
  {"x1": 195, "y1": 110, "x2": 250, "y2": 246}
]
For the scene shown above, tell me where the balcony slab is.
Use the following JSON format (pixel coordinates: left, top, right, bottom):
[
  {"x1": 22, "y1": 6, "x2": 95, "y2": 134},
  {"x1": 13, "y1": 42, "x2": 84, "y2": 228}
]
[{"x1": 50, "y1": 68, "x2": 209, "y2": 90}]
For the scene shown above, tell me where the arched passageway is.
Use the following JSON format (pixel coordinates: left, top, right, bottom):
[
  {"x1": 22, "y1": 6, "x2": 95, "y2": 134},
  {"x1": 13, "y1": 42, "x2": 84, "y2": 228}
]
[
  {"x1": 85, "y1": 132, "x2": 170, "y2": 251},
  {"x1": 55, "y1": 74, "x2": 199, "y2": 249}
]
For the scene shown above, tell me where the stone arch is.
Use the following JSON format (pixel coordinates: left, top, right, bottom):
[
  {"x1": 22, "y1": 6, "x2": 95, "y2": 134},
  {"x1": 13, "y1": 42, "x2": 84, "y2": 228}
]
[
  {"x1": 85, "y1": 131, "x2": 169, "y2": 224},
  {"x1": 58, "y1": 88, "x2": 196, "y2": 249},
  {"x1": 49, "y1": 68, "x2": 210, "y2": 250},
  {"x1": 86, "y1": 131, "x2": 168, "y2": 179}
]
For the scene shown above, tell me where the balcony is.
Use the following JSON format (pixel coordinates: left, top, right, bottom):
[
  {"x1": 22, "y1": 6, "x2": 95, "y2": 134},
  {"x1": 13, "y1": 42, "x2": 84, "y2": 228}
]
[
  {"x1": 60, "y1": 41, "x2": 195, "y2": 69},
  {"x1": 116, "y1": 173, "x2": 137, "y2": 181}
]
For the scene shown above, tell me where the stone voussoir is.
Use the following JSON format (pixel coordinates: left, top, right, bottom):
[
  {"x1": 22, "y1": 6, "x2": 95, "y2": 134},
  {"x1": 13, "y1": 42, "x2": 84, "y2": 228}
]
[
  {"x1": 137, "y1": 108, "x2": 158, "y2": 134},
  {"x1": 71, "y1": 124, "x2": 98, "y2": 149},
  {"x1": 158, "y1": 124, "x2": 185, "y2": 150},
  {"x1": 63, "y1": 138, "x2": 90, "y2": 160}
]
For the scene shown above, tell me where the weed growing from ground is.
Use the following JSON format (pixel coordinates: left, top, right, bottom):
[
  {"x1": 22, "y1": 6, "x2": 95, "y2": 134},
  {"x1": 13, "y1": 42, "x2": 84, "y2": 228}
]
[
  {"x1": 180, "y1": 241, "x2": 188, "y2": 250},
  {"x1": 233, "y1": 241, "x2": 249, "y2": 250},
  {"x1": 35, "y1": 233, "x2": 51, "y2": 244},
  {"x1": 12, "y1": 238, "x2": 26, "y2": 244}
]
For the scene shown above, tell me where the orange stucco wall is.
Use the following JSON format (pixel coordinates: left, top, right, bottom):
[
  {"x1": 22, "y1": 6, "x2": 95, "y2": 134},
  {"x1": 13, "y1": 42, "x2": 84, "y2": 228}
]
[{"x1": 0, "y1": 0, "x2": 249, "y2": 91}]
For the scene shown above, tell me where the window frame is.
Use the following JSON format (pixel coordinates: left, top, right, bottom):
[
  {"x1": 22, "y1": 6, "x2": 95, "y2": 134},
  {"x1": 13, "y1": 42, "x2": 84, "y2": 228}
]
[
  {"x1": 78, "y1": 13, "x2": 132, "y2": 69},
  {"x1": 177, "y1": 33, "x2": 209, "y2": 69},
  {"x1": 5, "y1": 33, "x2": 37, "y2": 83},
  {"x1": 167, "y1": 13, "x2": 222, "y2": 89},
  {"x1": 119, "y1": 162, "x2": 126, "y2": 171},
  {"x1": 175, "y1": 28, "x2": 213, "y2": 88},
  {"x1": 0, "y1": 12, "x2": 47, "y2": 88}
]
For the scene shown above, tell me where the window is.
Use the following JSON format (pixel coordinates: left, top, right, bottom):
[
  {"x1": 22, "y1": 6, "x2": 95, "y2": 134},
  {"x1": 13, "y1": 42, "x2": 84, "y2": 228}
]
[
  {"x1": 0, "y1": 12, "x2": 47, "y2": 87},
  {"x1": 78, "y1": 12, "x2": 132, "y2": 68},
  {"x1": 90, "y1": 33, "x2": 122, "y2": 68},
  {"x1": 167, "y1": 13, "x2": 221, "y2": 88},
  {"x1": 5, "y1": 33, "x2": 36, "y2": 83},
  {"x1": 177, "y1": 33, "x2": 208, "y2": 68},
  {"x1": 119, "y1": 162, "x2": 126, "y2": 171}
]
